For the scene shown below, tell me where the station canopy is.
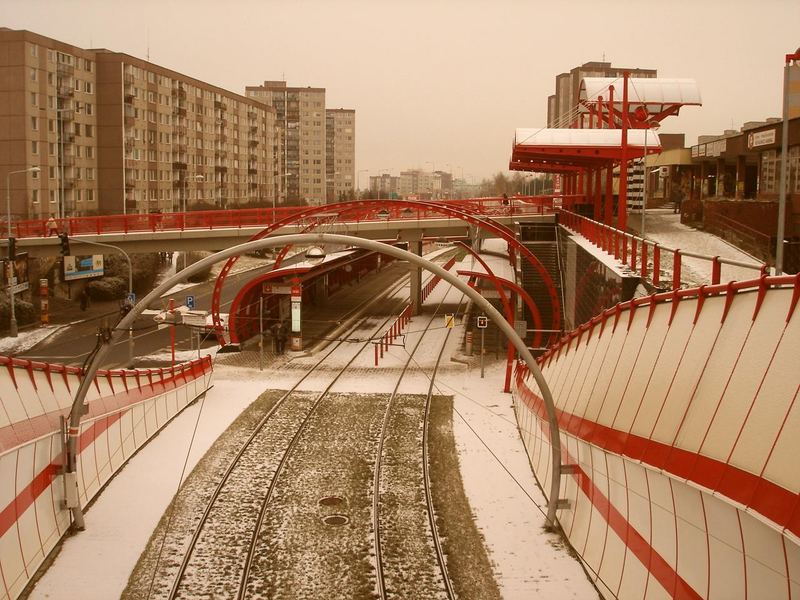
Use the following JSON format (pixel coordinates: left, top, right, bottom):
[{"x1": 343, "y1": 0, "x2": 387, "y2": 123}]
[
  {"x1": 510, "y1": 128, "x2": 661, "y2": 172},
  {"x1": 579, "y1": 77, "x2": 701, "y2": 121}
]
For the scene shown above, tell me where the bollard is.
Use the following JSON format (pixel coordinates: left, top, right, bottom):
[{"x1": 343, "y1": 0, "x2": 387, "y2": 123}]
[
  {"x1": 466, "y1": 330, "x2": 473, "y2": 355},
  {"x1": 374, "y1": 343, "x2": 379, "y2": 367}
]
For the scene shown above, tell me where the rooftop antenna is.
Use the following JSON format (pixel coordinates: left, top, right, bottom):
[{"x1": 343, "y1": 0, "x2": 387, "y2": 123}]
[{"x1": 146, "y1": 28, "x2": 150, "y2": 62}]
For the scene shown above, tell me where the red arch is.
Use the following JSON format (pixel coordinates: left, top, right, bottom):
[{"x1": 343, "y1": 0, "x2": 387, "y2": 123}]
[{"x1": 211, "y1": 199, "x2": 561, "y2": 345}]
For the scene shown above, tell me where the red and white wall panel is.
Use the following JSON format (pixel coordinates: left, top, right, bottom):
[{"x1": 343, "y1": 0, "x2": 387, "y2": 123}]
[
  {"x1": 0, "y1": 356, "x2": 213, "y2": 600},
  {"x1": 513, "y1": 278, "x2": 800, "y2": 599}
]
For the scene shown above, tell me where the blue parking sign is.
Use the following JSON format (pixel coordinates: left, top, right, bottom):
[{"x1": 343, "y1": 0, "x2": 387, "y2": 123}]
[
  {"x1": 127, "y1": 292, "x2": 136, "y2": 304},
  {"x1": 186, "y1": 295, "x2": 195, "y2": 309}
]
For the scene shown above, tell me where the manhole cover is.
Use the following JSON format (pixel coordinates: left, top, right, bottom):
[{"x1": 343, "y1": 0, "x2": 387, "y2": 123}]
[
  {"x1": 319, "y1": 496, "x2": 346, "y2": 508},
  {"x1": 323, "y1": 514, "x2": 349, "y2": 526}
]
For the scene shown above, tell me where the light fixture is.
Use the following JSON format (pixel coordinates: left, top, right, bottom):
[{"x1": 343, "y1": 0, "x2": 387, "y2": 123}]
[{"x1": 305, "y1": 245, "x2": 326, "y2": 264}]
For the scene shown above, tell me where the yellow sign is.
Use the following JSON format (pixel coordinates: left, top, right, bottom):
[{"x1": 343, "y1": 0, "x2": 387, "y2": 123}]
[{"x1": 445, "y1": 314, "x2": 455, "y2": 328}]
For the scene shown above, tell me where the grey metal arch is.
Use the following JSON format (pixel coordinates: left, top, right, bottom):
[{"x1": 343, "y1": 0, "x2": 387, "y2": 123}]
[{"x1": 65, "y1": 233, "x2": 563, "y2": 529}]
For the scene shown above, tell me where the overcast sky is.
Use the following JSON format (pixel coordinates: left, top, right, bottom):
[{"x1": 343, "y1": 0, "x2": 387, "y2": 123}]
[{"x1": 3, "y1": 0, "x2": 798, "y2": 183}]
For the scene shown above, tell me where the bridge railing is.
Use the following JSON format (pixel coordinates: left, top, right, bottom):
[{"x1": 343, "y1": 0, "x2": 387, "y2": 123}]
[
  {"x1": 3, "y1": 196, "x2": 564, "y2": 240},
  {"x1": 558, "y1": 209, "x2": 766, "y2": 288}
]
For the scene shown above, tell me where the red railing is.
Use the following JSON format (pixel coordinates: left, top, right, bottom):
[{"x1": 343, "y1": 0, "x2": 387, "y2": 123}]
[
  {"x1": 374, "y1": 305, "x2": 412, "y2": 366},
  {"x1": 558, "y1": 209, "x2": 766, "y2": 288},
  {"x1": 421, "y1": 256, "x2": 457, "y2": 301},
  {"x1": 3, "y1": 196, "x2": 562, "y2": 240}
]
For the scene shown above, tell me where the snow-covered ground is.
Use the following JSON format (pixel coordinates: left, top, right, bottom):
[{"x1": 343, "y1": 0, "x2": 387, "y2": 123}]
[
  {"x1": 632, "y1": 210, "x2": 763, "y2": 285},
  {"x1": 0, "y1": 324, "x2": 65, "y2": 354}
]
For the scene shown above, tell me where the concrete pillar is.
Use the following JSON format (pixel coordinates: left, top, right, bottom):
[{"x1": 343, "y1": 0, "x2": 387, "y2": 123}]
[
  {"x1": 716, "y1": 158, "x2": 725, "y2": 197},
  {"x1": 700, "y1": 161, "x2": 708, "y2": 199},
  {"x1": 400, "y1": 230, "x2": 424, "y2": 315},
  {"x1": 735, "y1": 155, "x2": 746, "y2": 199}
]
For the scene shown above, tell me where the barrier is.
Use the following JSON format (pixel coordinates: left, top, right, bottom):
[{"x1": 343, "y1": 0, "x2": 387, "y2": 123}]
[
  {"x1": 558, "y1": 209, "x2": 767, "y2": 289},
  {"x1": 374, "y1": 305, "x2": 412, "y2": 366},
  {"x1": 0, "y1": 355, "x2": 214, "y2": 600},
  {"x1": 511, "y1": 274, "x2": 800, "y2": 599}
]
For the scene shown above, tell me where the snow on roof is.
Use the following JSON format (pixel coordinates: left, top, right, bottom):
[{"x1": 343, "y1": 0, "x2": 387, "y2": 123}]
[
  {"x1": 514, "y1": 127, "x2": 661, "y2": 149},
  {"x1": 579, "y1": 77, "x2": 702, "y2": 106}
]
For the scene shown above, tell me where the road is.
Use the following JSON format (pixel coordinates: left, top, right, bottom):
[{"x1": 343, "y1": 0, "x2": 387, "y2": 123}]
[{"x1": 20, "y1": 255, "x2": 301, "y2": 369}]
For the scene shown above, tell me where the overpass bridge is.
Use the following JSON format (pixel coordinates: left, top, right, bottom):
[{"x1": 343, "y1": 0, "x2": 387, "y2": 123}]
[{"x1": 2, "y1": 196, "x2": 564, "y2": 258}]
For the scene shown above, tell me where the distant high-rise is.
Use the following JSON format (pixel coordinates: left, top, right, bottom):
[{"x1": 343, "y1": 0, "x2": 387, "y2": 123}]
[
  {"x1": 246, "y1": 81, "x2": 327, "y2": 206},
  {"x1": 325, "y1": 109, "x2": 355, "y2": 203},
  {"x1": 546, "y1": 61, "x2": 657, "y2": 128}
]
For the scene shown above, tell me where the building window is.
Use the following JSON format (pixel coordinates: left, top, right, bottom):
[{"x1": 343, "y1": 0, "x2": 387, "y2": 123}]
[
  {"x1": 49, "y1": 190, "x2": 57, "y2": 204},
  {"x1": 31, "y1": 116, "x2": 39, "y2": 131},
  {"x1": 87, "y1": 189, "x2": 94, "y2": 201},
  {"x1": 31, "y1": 141, "x2": 38, "y2": 155},
  {"x1": 86, "y1": 168, "x2": 95, "y2": 180},
  {"x1": 86, "y1": 146, "x2": 94, "y2": 158},
  {"x1": 30, "y1": 68, "x2": 37, "y2": 81},
  {"x1": 85, "y1": 81, "x2": 93, "y2": 94},
  {"x1": 85, "y1": 125, "x2": 94, "y2": 138},
  {"x1": 32, "y1": 189, "x2": 39, "y2": 203},
  {"x1": 49, "y1": 166, "x2": 56, "y2": 179}
]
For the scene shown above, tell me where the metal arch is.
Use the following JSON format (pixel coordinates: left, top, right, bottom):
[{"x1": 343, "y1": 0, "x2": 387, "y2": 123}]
[
  {"x1": 210, "y1": 199, "x2": 562, "y2": 345},
  {"x1": 66, "y1": 233, "x2": 564, "y2": 531}
]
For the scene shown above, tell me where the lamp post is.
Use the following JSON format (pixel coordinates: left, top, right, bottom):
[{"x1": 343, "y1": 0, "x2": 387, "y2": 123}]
[
  {"x1": 776, "y1": 50, "x2": 800, "y2": 274},
  {"x1": 6, "y1": 166, "x2": 40, "y2": 337},
  {"x1": 357, "y1": 169, "x2": 369, "y2": 198},
  {"x1": 275, "y1": 172, "x2": 294, "y2": 215},
  {"x1": 183, "y1": 174, "x2": 204, "y2": 213}
]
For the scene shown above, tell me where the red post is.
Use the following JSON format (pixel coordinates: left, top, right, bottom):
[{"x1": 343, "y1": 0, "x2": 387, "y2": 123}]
[
  {"x1": 672, "y1": 250, "x2": 682, "y2": 290},
  {"x1": 169, "y1": 297, "x2": 176, "y2": 367},
  {"x1": 605, "y1": 164, "x2": 614, "y2": 225},
  {"x1": 374, "y1": 343, "x2": 378, "y2": 367},
  {"x1": 622, "y1": 234, "x2": 628, "y2": 264},
  {"x1": 641, "y1": 242, "x2": 648, "y2": 279},
  {"x1": 630, "y1": 238, "x2": 637, "y2": 271},
  {"x1": 653, "y1": 245, "x2": 661, "y2": 286},
  {"x1": 711, "y1": 256, "x2": 721, "y2": 285}
]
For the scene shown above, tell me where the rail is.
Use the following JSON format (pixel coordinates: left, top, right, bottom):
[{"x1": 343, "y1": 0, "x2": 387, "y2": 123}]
[
  {"x1": 704, "y1": 211, "x2": 773, "y2": 262},
  {"x1": 2, "y1": 196, "x2": 564, "y2": 240},
  {"x1": 558, "y1": 209, "x2": 766, "y2": 288}
]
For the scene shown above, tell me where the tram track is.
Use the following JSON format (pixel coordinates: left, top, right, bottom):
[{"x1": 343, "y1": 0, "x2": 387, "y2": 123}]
[
  {"x1": 372, "y1": 268, "x2": 467, "y2": 600},
  {"x1": 154, "y1": 260, "x2": 451, "y2": 599}
]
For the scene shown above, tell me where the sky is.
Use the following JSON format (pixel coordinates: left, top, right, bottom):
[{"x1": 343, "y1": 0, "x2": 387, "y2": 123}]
[{"x1": 2, "y1": 0, "x2": 798, "y2": 183}]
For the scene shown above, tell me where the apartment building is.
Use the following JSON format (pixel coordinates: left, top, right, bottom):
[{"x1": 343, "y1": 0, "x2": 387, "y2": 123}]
[
  {"x1": 246, "y1": 81, "x2": 326, "y2": 206},
  {"x1": 0, "y1": 28, "x2": 100, "y2": 220},
  {"x1": 397, "y1": 169, "x2": 452, "y2": 199},
  {"x1": 0, "y1": 28, "x2": 277, "y2": 219},
  {"x1": 94, "y1": 52, "x2": 275, "y2": 214},
  {"x1": 325, "y1": 108, "x2": 355, "y2": 202},
  {"x1": 369, "y1": 173, "x2": 400, "y2": 197},
  {"x1": 546, "y1": 61, "x2": 657, "y2": 128}
]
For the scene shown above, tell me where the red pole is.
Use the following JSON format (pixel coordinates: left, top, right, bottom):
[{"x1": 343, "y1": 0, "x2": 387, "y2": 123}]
[
  {"x1": 605, "y1": 164, "x2": 614, "y2": 225},
  {"x1": 374, "y1": 343, "x2": 378, "y2": 367},
  {"x1": 641, "y1": 242, "x2": 648, "y2": 279},
  {"x1": 630, "y1": 238, "x2": 637, "y2": 271},
  {"x1": 711, "y1": 256, "x2": 721, "y2": 285},
  {"x1": 672, "y1": 250, "x2": 682, "y2": 290},
  {"x1": 653, "y1": 245, "x2": 661, "y2": 286},
  {"x1": 169, "y1": 297, "x2": 175, "y2": 367},
  {"x1": 618, "y1": 71, "x2": 630, "y2": 232}
]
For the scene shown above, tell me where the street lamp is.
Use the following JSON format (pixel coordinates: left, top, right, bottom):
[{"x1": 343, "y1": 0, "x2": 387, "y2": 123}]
[
  {"x1": 276, "y1": 172, "x2": 294, "y2": 214},
  {"x1": 5, "y1": 166, "x2": 41, "y2": 337},
  {"x1": 183, "y1": 174, "x2": 204, "y2": 213}
]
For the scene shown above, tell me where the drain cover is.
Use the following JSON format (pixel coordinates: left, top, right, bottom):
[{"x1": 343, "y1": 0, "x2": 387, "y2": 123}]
[
  {"x1": 318, "y1": 495, "x2": 346, "y2": 508},
  {"x1": 323, "y1": 514, "x2": 349, "y2": 526}
]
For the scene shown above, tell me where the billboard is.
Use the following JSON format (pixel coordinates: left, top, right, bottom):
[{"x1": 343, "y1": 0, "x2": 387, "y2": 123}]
[
  {"x1": 64, "y1": 254, "x2": 104, "y2": 281},
  {"x1": 2, "y1": 253, "x2": 29, "y2": 293}
]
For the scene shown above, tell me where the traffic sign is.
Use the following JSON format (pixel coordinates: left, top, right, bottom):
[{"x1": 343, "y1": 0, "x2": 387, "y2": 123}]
[
  {"x1": 186, "y1": 294, "x2": 195, "y2": 309},
  {"x1": 477, "y1": 316, "x2": 488, "y2": 329},
  {"x1": 127, "y1": 292, "x2": 136, "y2": 304},
  {"x1": 445, "y1": 314, "x2": 455, "y2": 329}
]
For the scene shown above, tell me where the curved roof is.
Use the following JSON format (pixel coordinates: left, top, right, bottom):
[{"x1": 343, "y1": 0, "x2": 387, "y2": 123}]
[
  {"x1": 514, "y1": 128, "x2": 661, "y2": 149},
  {"x1": 579, "y1": 77, "x2": 702, "y2": 107}
]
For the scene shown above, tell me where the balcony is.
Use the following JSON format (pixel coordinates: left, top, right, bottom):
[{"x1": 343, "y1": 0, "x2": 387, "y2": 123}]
[
  {"x1": 124, "y1": 116, "x2": 135, "y2": 128},
  {"x1": 171, "y1": 84, "x2": 186, "y2": 98},
  {"x1": 57, "y1": 85, "x2": 74, "y2": 97},
  {"x1": 215, "y1": 150, "x2": 227, "y2": 159},
  {"x1": 172, "y1": 160, "x2": 188, "y2": 170},
  {"x1": 56, "y1": 63, "x2": 74, "y2": 76},
  {"x1": 173, "y1": 104, "x2": 187, "y2": 117},
  {"x1": 249, "y1": 125, "x2": 258, "y2": 135},
  {"x1": 215, "y1": 165, "x2": 227, "y2": 173},
  {"x1": 125, "y1": 179, "x2": 135, "y2": 189},
  {"x1": 59, "y1": 109, "x2": 75, "y2": 121},
  {"x1": 248, "y1": 139, "x2": 259, "y2": 147},
  {"x1": 214, "y1": 100, "x2": 227, "y2": 111},
  {"x1": 61, "y1": 155, "x2": 74, "y2": 167},
  {"x1": 124, "y1": 84, "x2": 135, "y2": 101},
  {"x1": 62, "y1": 132, "x2": 75, "y2": 143}
]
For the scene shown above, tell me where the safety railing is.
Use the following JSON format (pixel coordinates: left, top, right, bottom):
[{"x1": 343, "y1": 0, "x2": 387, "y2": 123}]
[
  {"x1": 2, "y1": 196, "x2": 561, "y2": 240},
  {"x1": 374, "y1": 305, "x2": 412, "y2": 366},
  {"x1": 558, "y1": 209, "x2": 766, "y2": 288},
  {"x1": 703, "y1": 211, "x2": 773, "y2": 263},
  {"x1": 421, "y1": 256, "x2": 457, "y2": 301}
]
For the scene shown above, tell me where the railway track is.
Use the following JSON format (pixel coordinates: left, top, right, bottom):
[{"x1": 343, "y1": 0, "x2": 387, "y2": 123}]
[{"x1": 372, "y1": 269, "x2": 467, "y2": 600}]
